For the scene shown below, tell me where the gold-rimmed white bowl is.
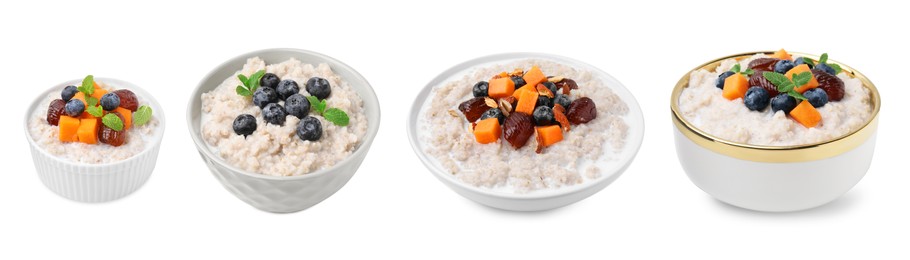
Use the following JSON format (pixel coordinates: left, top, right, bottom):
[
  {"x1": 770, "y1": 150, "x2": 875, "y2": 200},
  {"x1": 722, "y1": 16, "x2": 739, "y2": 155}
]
[{"x1": 671, "y1": 51, "x2": 880, "y2": 212}]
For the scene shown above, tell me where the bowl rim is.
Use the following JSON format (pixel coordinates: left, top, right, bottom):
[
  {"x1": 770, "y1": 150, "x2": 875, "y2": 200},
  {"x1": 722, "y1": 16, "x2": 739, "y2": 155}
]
[
  {"x1": 407, "y1": 51, "x2": 645, "y2": 200},
  {"x1": 185, "y1": 48, "x2": 381, "y2": 181},
  {"x1": 23, "y1": 77, "x2": 167, "y2": 169},
  {"x1": 670, "y1": 51, "x2": 881, "y2": 163}
]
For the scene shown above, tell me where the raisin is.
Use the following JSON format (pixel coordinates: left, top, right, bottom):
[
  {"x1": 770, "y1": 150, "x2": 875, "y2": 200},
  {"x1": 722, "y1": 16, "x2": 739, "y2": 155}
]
[
  {"x1": 457, "y1": 97, "x2": 491, "y2": 122},
  {"x1": 749, "y1": 73, "x2": 779, "y2": 97},
  {"x1": 747, "y1": 58, "x2": 780, "y2": 72},
  {"x1": 502, "y1": 112, "x2": 534, "y2": 149},
  {"x1": 555, "y1": 78, "x2": 578, "y2": 95},
  {"x1": 113, "y1": 89, "x2": 139, "y2": 111},
  {"x1": 99, "y1": 112, "x2": 127, "y2": 147},
  {"x1": 812, "y1": 69, "x2": 845, "y2": 101},
  {"x1": 46, "y1": 99, "x2": 66, "y2": 126},
  {"x1": 566, "y1": 97, "x2": 597, "y2": 124}
]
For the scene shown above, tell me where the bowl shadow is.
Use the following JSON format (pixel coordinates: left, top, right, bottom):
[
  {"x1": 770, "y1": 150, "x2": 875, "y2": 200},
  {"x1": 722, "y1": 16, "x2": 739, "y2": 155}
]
[{"x1": 710, "y1": 190, "x2": 862, "y2": 217}]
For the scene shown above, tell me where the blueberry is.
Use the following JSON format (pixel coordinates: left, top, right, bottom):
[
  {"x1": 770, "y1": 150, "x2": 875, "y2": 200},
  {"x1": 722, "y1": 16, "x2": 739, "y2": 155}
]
[
  {"x1": 804, "y1": 88, "x2": 829, "y2": 108},
  {"x1": 743, "y1": 87, "x2": 770, "y2": 111},
  {"x1": 232, "y1": 114, "x2": 257, "y2": 137},
  {"x1": 774, "y1": 60, "x2": 796, "y2": 74},
  {"x1": 542, "y1": 82, "x2": 558, "y2": 94},
  {"x1": 284, "y1": 94, "x2": 310, "y2": 119},
  {"x1": 794, "y1": 57, "x2": 814, "y2": 69},
  {"x1": 511, "y1": 76, "x2": 526, "y2": 88},
  {"x1": 715, "y1": 71, "x2": 735, "y2": 89},
  {"x1": 261, "y1": 103, "x2": 287, "y2": 126},
  {"x1": 472, "y1": 81, "x2": 489, "y2": 97},
  {"x1": 815, "y1": 63, "x2": 837, "y2": 75},
  {"x1": 770, "y1": 93, "x2": 798, "y2": 114},
  {"x1": 100, "y1": 93, "x2": 120, "y2": 111},
  {"x1": 276, "y1": 79, "x2": 300, "y2": 100},
  {"x1": 61, "y1": 85, "x2": 78, "y2": 101},
  {"x1": 296, "y1": 116, "x2": 322, "y2": 141},
  {"x1": 553, "y1": 94, "x2": 572, "y2": 108},
  {"x1": 260, "y1": 73, "x2": 281, "y2": 89},
  {"x1": 536, "y1": 95, "x2": 552, "y2": 108},
  {"x1": 64, "y1": 99, "x2": 85, "y2": 117},
  {"x1": 305, "y1": 77, "x2": 332, "y2": 100},
  {"x1": 532, "y1": 106, "x2": 555, "y2": 126},
  {"x1": 252, "y1": 87, "x2": 279, "y2": 108},
  {"x1": 479, "y1": 108, "x2": 505, "y2": 124}
]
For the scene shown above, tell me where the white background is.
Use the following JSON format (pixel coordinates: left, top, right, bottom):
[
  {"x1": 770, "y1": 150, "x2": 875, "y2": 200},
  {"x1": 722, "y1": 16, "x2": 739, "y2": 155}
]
[{"x1": 2, "y1": 0, "x2": 907, "y2": 259}]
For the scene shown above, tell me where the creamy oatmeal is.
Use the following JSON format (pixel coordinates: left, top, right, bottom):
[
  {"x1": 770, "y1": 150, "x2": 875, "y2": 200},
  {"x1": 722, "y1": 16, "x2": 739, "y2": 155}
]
[
  {"x1": 420, "y1": 59, "x2": 630, "y2": 193},
  {"x1": 678, "y1": 53, "x2": 873, "y2": 146},
  {"x1": 201, "y1": 57, "x2": 367, "y2": 176}
]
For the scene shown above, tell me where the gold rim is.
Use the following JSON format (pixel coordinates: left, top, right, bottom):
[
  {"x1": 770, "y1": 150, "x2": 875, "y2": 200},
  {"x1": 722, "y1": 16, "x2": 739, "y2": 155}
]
[{"x1": 670, "y1": 51, "x2": 881, "y2": 163}]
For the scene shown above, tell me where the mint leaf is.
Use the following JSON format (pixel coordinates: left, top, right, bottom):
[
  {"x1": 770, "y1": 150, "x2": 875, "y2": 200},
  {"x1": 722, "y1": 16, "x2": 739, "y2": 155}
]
[
  {"x1": 248, "y1": 70, "x2": 266, "y2": 92},
  {"x1": 133, "y1": 105, "x2": 152, "y2": 126},
  {"x1": 791, "y1": 72, "x2": 812, "y2": 87},
  {"x1": 778, "y1": 82, "x2": 795, "y2": 93},
  {"x1": 730, "y1": 64, "x2": 741, "y2": 73},
  {"x1": 86, "y1": 97, "x2": 99, "y2": 107},
  {"x1": 86, "y1": 105, "x2": 103, "y2": 117},
  {"x1": 102, "y1": 113, "x2": 124, "y2": 131},
  {"x1": 743, "y1": 68, "x2": 754, "y2": 76},
  {"x1": 306, "y1": 95, "x2": 326, "y2": 114},
  {"x1": 762, "y1": 72, "x2": 790, "y2": 88},
  {"x1": 79, "y1": 75, "x2": 95, "y2": 96},
  {"x1": 819, "y1": 53, "x2": 829, "y2": 64},
  {"x1": 799, "y1": 57, "x2": 816, "y2": 67},
  {"x1": 829, "y1": 63, "x2": 843, "y2": 75},
  {"x1": 236, "y1": 85, "x2": 253, "y2": 96},
  {"x1": 323, "y1": 108, "x2": 349, "y2": 126},
  {"x1": 789, "y1": 90, "x2": 807, "y2": 101},
  {"x1": 238, "y1": 74, "x2": 249, "y2": 85}
]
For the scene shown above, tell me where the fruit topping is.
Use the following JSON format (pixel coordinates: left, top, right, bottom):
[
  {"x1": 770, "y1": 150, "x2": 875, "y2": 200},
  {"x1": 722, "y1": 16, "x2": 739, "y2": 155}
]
[
  {"x1": 514, "y1": 86, "x2": 539, "y2": 115},
  {"x1": 100, "y1": 92, "x2": 120, "y2": 111},
  {"x1": 553, "y1": 94, "x2": 572, "y2": 109},
  {"x1": 473, "y1": 117, "x2": 501, "y2": 144},
  {"x1": 47, "y1": 99, "x2": 66, "y2": 126},
  {"x1": 284, "y1": 94, "x2": 310, "y2": 119},
  {"x1": 552, "y1": 104, "x2": 571, "y2": 132},
  {"x1": 722, "y1": 73, "x2": 749, "y2": 100},
  {"x1": 743, "y1": 87, "x2": 770, "y2": 111},
  {"x1": 769, "y1": 49, "x2": 792, "y2": 60},
  {"x1": 458, "y1": 97, "x2": 492, "y2": 122},
  {"x1": 566, "y1": 97, "x2": 597, "y2": 124},
  {"x1": 774, "y1": 60, "x2": 795, "y2": 74},
  {"x1": 511, "y1": 76, "x2": 527, "y2": 89},
  {"x1": 814, "y1": 53, "x2": 842, "y2": 75},
  {"x1": 64, "y1": 99, "x2": 85, "y2": 117},
  {"x1": 542, "y1": 82, "x2": 558, "y2": 94},
  {"x1": 112, "y1": 89, "x2": 139, "y2": 111},
  {"x1": 472, "y1": 81, "x2": 489, "y2": 97},
  {"x1": 276, "y1": 79, "x2": 300, "y2": 100},
  {"x1": 61, "y1": 85, "x2": 78, "y2": 102},
  {"x1": 113, "y1": 107, "x2": 133, "y2": 130},
  {"x1": 794, "y1": 57, "x2": 815, "y2": 69},
  {"x1": 803, "y1": 88, "x2": 829, "y2": 108},
  {"x1": 502, "y1": 112, "x2": 534, "y2": 149},
  {"x1": 784, "y1": 64, "x2": 818, "y2": 93},
  {"x1": 77, "y1": 117, "x2": 101, "y2": 145},
  {"x1": 770, "y1": 93, "x2": 799, "y2": 114},
  {"x1": 815, "y1": 63, "x2": 836, "y2": 76},
  {"x1": 262, "y1": 103, "x2": 287, "y2": 126},
  {"x1": 789, "y1": 100, "x2": 821, "y2": 128},
  {"x1": 98, "y1": 113, "x2": 126, "y2": 146},
  {"x1": 252, "y1": 87, "x2": 279, "y2": 108},
  {"x1": 488, "y1": 77, "x2": 515, "y2": 98},
  {"x1": 480, "y1": 108, "x2": 505, "y2": 125},
  {"x1": 535, "y1": 125, "x2": 563, "y2": 154},
  {"x1": 522, "y1": 66, "x2": 547, "y2": 87},
  {"x1": 554, "y1": 78, "x2": 578, "y2": 95},
  {"x1": 749, "y1": 73, "x2": 779, "y2": 97},
  {"x1": 232, "y1": 114, "x2": 257, "y2": 137},
  {"x1": 812, "y1": 69, "x2": 845, "y2": 101},
  {"x1": 715, "y1": 71, "x2": 735, "y2": 89},
  {"x1": 305, "y1": 77, "x2": 332, "y2": 99},
  {"x1": 747, "y1": 58, "x2": 780, "y2": 72},
  {"x1": 536, "y1": 95, "x2": 552, "y2": 108},
  {"x1": 296, "y1": 116, "x2": 322, "y2": 141},
  {"x1": 532, "y1": 106, "x2": 555, "y2": 126},
  {"x1": 260, "y1": 73, "x2": 281, "y2": 89}
]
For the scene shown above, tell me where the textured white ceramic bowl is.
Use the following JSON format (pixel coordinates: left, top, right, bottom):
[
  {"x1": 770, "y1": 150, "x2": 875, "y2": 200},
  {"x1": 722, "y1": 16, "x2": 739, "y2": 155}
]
[
  {"x1": 672, "y1": 51, "x2": 880, "y2": 212},
  {"x1": 407, "y1": 52, "x2": 644, "y2": 211},
  {"x1": 25, "y1": 78, "x2": 166, "y2": 203},
  {"x1": 187, "y1": 48, "x2": 380, "y2": 213}
]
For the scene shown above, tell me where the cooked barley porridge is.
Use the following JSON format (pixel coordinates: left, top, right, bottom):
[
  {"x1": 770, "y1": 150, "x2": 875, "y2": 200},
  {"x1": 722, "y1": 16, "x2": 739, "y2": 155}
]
[
  {"x1": 678, "y1": 52, "x2": 873, "y2": 146},
  {"x1": 419, "y1": 59, "x2": 630, "y2": 193},
  {"x1": 201, "y1": 57, "x2": 367, "y2": 176}
]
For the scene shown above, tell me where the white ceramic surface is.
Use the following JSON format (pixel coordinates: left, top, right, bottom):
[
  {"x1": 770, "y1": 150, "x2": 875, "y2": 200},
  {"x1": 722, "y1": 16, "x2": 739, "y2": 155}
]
[
  {"x1": 187, "y1": 48, "x2": 380, "y2": 213},
  {"x1": 407, "y1": 52, "x2": 645, "y2": 211},
  {"x1": 674, "y1": 129, "x2": 876, "y2": 212},
  {"x1": 25, "y1": 78, "x2": 166, "y2": 203}
]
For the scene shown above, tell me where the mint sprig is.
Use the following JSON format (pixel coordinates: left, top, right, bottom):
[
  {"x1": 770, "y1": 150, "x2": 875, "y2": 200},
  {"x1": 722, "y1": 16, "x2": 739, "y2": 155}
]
[
  {"x1": 78, "y1": 75, "x2": 95, "y2": 96},
  {"x1": 102, "y1": 113, "x2": 124, "y2": 131},
  {"x1": 730, "y1": 64, "x2": 754, "y2": 76},
  {"x1": 235, "y1": 70, "x2": 266, "y2": 97},
  {"x1": 305, "y1": 95, "x2": 349, "y2": 126},
  {"x1": 762, "y1": 71, "x2": 811, "y2": 101},
  {"x1": 133, "y1": 105, "x2": 153, "y2": 126},
  {"x1": 817, "y1": 53, "x2": 843, "y2": 75}
]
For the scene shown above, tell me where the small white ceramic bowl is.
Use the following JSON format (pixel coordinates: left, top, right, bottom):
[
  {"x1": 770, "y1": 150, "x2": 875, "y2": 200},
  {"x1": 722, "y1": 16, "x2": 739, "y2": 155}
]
[
  {"x1": 25, "y1": 78, "x2": 166, "y2": 203},
  {"x1": 671, "y1": 51, "x2": 881, "y2": 212},
  {"x1": 187, "y1": 48, "x2": 380, "y2": 213},
  {"x1": 407, "y1": 52, "x2": 644, "y2": 211}
]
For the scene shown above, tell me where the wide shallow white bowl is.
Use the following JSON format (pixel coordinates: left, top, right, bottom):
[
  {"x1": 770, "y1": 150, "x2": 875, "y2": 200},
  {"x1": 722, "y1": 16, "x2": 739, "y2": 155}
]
[
  {"x1": 25, "y1": 78, "x2": 166, "y2": 203},
  {"x1": 187, "y1": 48, "x2": 380, "y2": 213},
  {"x1": 407, "y1": 52, "x2": 645, "y2": 211},
  {"x1": 672, "y1": 51, "x2": 881, "y2": 212}
]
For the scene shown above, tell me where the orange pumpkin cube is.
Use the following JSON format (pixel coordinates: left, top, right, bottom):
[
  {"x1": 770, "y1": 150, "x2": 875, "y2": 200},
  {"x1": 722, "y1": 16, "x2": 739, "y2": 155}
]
[
  {"x1": 536, "y1": 125, "x2": 563, "y2": 147},
  {"x1": 488, "y1": 77, "x2": 515, "y2": 98},
  {"x1": 722, "y1": 73, "x2": 749, "y2": 100},
  {"x1": 58, "y1": 116, "x2": 81, "y2": 142},
  {"x1": 785, "y1": 64, "x2": 819, "y2": 93},
  {"x1": 77, "y1": 117, "x2": 100, "y2": 144},
  {"x1": 473, "y1": 118, "x2": 501, "y2": 144},
  {"x1": 789, "y1": 100, "x2": 821, "y2": 128},
  {"x1": 113, "y1": 107, "x2": 132, "y2": 130},
  {"x1": 522, "y1": 65, "x2": 547, "y2": 87},
  {"x1": 769, "y1": 49, "x2": 792, "y2": 60},
  {"x1": 514, "y1": 86, "x2": 539, "y2": 115}
]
